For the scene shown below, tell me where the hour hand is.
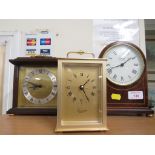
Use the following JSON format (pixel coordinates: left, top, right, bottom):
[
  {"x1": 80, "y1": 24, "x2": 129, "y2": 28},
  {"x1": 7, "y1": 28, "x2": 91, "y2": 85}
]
[
  {"x1": 82, "y1": 89, "x2": 89, "y2": 102},
  {"x1": 27, "y1": 81, "x2": 42, "y2": 87},
  {"x1": 29, "y1": 86, "x2": 37, "y2": 90},
  {"x1": 79, "y1": 85, "x2": 89, "y2": 102},
  {"x1": 29, "y1": 85, "x2": 42, "y2": 90},
  {"x1": 27, "y1": 81, "x2": 42, "y2": 90}
]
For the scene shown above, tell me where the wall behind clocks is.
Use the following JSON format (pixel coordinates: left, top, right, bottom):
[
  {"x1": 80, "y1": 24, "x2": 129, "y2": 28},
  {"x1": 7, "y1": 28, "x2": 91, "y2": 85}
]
[
  {"x1": 0, "y1": 19, "x2": 146, "y2": 57},
  {"x1": 0, "y1": 19, "x2": 93, "y2": 58}
]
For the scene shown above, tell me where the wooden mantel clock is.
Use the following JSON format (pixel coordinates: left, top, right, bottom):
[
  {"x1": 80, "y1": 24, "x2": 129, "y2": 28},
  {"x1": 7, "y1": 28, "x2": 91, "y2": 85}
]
[
  {"x1": 99, "y1": 41, "x2": 154, "y2": 116},
  {"x1": 7, "y1": 57, "x2": 58, "y2": 115}
]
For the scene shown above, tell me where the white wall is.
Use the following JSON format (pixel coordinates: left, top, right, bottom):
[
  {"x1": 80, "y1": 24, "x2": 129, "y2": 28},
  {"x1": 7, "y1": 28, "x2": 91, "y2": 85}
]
[
  {"x1": 0, "y1": 19, "x2": 93, "y2": 58},
  {"x1": 0, "y1": 19, "x2": 146, "y2": 58}
]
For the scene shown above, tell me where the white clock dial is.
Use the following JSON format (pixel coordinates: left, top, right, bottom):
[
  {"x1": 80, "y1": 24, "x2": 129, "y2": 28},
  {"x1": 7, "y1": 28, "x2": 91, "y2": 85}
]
[
  {"x1": 104, "y1": 44, "x2": 145, "y2": 86},
  {"x1": 22, "y1": 68, "x2": 57, "y2": 104}
]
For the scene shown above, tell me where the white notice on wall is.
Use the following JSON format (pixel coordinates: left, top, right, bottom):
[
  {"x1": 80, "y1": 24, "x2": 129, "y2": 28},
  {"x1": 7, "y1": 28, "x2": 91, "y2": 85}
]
[
  {"x1": 93, "y1": 19, "x2": 140, "y2": 57},
  {"x1": 128, "y1": 91, "x2": 143, "y2": 100}
]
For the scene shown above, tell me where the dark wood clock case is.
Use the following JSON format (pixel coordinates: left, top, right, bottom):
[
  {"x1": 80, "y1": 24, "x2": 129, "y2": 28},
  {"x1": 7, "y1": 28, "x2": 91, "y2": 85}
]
[
  {"x1": 99, "y1": 41, "x2": 154, "y2": 116},
  {"x1": 7, "y1": 57, "x2": 58, "y2": 115}
]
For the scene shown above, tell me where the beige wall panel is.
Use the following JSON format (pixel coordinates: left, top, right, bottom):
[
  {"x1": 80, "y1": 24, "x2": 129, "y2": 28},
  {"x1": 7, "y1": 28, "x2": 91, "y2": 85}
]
[{"x1": 0, "y1": 45, "x2": 5, "y2": 114}]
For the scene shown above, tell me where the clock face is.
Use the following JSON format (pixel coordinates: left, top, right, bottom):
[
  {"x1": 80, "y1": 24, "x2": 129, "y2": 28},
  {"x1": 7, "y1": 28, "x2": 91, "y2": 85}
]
[
  {"x1": 103, "y1": 44, "x2": 145, "y2": 86},
  {"x1": 18, "y1": 67, "x2": 57, "y2": 108},
  {"x1": 23, "y1": 68, "x2": 57, "y2": 104},
  {"x1": 63, "y1": 65, "x2": 100, "y2": 118}
]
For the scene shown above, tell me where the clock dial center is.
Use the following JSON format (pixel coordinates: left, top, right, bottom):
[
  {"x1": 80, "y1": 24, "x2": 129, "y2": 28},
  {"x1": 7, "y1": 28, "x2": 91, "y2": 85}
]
[{"x1": 79, "y1": 85, "x2": 84, "y2": 90}]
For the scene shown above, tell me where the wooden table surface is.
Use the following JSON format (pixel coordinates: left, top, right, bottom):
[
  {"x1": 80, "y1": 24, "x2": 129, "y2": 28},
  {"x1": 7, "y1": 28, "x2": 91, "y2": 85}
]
[{"x1": 0, "y1": 115, "x2": 155, "y2": 135}]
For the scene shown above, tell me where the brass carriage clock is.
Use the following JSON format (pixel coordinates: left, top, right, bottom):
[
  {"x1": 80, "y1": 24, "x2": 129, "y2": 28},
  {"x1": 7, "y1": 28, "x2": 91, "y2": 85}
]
[
  {"x1": 7, "y1": 57, "x2": 58, "y2": 115},
  {"x1": 99, "y1": 41, "x2": 154, "y2": 116},
  {"x1": 55, "y1": 58, "x2": 108, "y2": 132}
]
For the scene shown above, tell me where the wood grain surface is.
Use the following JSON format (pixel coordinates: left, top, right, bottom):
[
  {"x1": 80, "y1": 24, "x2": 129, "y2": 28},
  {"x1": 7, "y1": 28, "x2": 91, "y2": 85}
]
[{"x1": 0, "y1": 115, "x2": 155, "y2": 135}]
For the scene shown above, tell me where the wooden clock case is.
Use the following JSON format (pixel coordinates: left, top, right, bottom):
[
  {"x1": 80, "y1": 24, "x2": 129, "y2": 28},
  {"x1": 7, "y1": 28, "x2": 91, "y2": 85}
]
[
  {"x1": 99, "y1": 41, "x2": 154, "y2": 116},
  {"x1": 7, "y1": 57, "x2": 58, "y2": 115}
]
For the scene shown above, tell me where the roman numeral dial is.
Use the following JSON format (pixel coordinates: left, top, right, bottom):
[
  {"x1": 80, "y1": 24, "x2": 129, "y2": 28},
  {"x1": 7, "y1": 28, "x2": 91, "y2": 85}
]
[{"x1": 102, "y1": 43, "x2": 145, "y2": 86}]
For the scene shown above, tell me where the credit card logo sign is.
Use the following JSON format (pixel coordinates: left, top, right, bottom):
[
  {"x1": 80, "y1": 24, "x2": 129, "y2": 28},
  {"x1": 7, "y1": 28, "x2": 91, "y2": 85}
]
[
  {"x1": 40, "y1": 38, "x2": 51, "y2": 45},
  {"x1": 26, "y1": 49, "x2": 36, "y2": 52},
  {"x1": 26, "y1": 49, "x2": 36, "y2": 55},
  {"x1": 27, "y1": 38, "x2": 36, "y2": 46},
  {"x1": 40, "y1": 49, "x2": 50, "y2": 55}
]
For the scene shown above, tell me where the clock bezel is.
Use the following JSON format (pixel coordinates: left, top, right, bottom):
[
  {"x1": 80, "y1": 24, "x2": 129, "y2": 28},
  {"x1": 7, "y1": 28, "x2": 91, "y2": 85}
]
[
  {"x1": 7, "y1": 57, "x2": 58, "y2": 115},
  {"x1": 55, "y1": 58, "x2": 108, "y2": 132},
  {"x1": 99, "y1": 41, "x2": 146, "y2": 87},
  {"x1": 22, "y1": 68, "x2": 57, "y2": 104}
]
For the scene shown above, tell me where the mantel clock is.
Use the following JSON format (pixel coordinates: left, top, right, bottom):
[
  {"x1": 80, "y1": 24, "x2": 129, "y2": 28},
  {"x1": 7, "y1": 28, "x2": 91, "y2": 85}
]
[
  {"x1": 55, "y1": 58, "x2": 108, "y2": 132},
  {"x1": 7, "y1": 57, "x2": 58, "y2": 115},
  {"x1": 99, "y1": 41, "x2": 154, "y2": 116}
]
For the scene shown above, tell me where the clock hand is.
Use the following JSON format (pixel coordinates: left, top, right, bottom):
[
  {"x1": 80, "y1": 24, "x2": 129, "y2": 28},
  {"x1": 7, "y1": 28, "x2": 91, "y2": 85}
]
[
  {"x1": 79, "y1": 85, "x2": 89, "y2": 102},
  {"x1": 27, "y1": 81, "x2": 42, "y2": 87},
  {"x1": 82, "y1": 89, "x2": 89, "y2": 102},
  {"x1": 83, "y1": 79, "x2": 90, "y2": 86},
  {"x1": 121, "y1": 57, "x2": 132, "y2": 66},
  {"x1": 109, "y1": 57, "x2": 132, "y2": 70},
  {"x1": 27, "y1": 81, "x2": 38, "y2": 86},
  {"x1": 29, "y1": 85, "x2": 43, "y2": 90},
  {"x1": 29, "y1": 86, "x2": 38, "y2": 90},
  {"x1": 110, "y1": 64, "x2": 122, "y2": 69}
]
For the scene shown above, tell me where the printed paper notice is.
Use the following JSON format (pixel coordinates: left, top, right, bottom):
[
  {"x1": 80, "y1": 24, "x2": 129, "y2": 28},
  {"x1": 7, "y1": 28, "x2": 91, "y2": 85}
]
[
  {"x1": 93, "y1": 19, "x2": 140, "y2": 57},
  {"x1": 128, "y1": 91, "x2": 143, "y2": 100}
]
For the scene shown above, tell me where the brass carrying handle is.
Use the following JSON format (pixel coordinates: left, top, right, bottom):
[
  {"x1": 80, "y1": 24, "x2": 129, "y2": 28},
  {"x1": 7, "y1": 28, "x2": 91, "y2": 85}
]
[{"x1": 67, "y1": 50, "x2": 95, "y2": 58}]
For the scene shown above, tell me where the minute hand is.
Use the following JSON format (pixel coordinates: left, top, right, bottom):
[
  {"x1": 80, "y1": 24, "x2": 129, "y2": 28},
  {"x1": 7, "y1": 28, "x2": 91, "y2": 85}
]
[
  {"x1": 110, "y1": 64, "x2": 122, "y2": 69},
  {"x1": 83, "y1": 79, "x2": 90, "y2": 86},
  {"x1": 121, "y1": 57, "x2": 132, "y2": 66},
  {"x1": 109, "y1": 57, "x2": 132, "y2": 70}
]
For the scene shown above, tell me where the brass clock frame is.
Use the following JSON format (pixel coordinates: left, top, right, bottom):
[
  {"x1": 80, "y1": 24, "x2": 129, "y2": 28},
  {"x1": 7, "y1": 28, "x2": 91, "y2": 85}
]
[
  {"x1": 55, "y1": 58, "x2": 108, "y2": 132},
  {"x1": 7, "y1": 57, "x2": 58, "y2": 115}
]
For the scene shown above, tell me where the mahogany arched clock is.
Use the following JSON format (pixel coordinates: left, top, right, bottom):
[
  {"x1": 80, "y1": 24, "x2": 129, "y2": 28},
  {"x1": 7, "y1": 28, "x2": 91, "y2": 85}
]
[{"x1": 99, "y1": 41, "x2": 154, "y2": 116}]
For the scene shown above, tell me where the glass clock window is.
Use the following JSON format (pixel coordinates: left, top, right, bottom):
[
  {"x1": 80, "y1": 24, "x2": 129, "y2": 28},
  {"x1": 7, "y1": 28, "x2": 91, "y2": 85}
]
[{"x1": 103, "y1": 44, "x2": 145, "y2": 86}]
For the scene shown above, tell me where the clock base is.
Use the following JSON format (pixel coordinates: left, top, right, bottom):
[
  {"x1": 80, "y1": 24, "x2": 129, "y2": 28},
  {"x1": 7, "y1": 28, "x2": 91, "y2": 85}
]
[
  {"x1": 108, "y1": 108, "x2": 154, "y2": 116},
  {"x1": 7, "y1": 108, "x2": 57, "y2": 115}
]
